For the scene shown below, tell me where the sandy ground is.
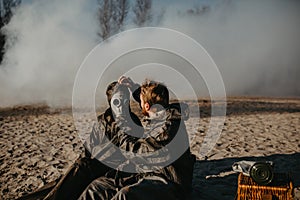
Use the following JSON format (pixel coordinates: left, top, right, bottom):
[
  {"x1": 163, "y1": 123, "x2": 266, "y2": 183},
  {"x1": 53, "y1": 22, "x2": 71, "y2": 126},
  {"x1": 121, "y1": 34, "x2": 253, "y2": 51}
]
[{"x1": 0, "y1": 97, "x2": 299, "y2": 200}]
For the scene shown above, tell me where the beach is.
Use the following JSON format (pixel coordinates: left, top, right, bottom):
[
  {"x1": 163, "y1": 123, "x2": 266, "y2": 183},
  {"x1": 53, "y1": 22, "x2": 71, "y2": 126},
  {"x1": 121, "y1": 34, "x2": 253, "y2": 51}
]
[{"x1": 0, "y1": 97, "x2": 299, "y2": 199}]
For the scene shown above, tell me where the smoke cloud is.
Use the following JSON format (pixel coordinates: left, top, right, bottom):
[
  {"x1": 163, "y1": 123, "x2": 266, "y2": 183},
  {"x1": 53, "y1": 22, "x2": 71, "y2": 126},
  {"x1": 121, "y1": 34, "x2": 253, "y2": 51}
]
[
  {"x1": 0, "y1": 0, "x2": 99, "y2": 107},
  {"x1": 0, "y1": 0, "x2": 299, "y2": 107},
  {"x1": 160, "y1": 0, "x2": 300, "y2": 97}
]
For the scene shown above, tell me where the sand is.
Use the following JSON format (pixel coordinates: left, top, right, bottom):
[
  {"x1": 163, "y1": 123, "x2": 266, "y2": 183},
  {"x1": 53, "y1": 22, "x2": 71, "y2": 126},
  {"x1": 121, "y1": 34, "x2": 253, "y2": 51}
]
[{"x1": 0, "y1": 97, "x2": 299, "y2": 200}]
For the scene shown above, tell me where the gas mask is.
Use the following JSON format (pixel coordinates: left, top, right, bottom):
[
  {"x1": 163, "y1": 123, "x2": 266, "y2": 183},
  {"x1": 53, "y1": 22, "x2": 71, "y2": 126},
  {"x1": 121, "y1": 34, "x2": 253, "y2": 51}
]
[{"x1": 110, "y1": 90, "x2": 130, "y2": 118}]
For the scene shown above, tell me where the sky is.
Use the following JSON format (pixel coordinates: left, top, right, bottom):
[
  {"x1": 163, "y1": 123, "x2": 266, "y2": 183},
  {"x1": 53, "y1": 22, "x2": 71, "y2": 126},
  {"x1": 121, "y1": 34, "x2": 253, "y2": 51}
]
[{"x1": 0, "y1": 0, "x2": 299, "y2": 107}]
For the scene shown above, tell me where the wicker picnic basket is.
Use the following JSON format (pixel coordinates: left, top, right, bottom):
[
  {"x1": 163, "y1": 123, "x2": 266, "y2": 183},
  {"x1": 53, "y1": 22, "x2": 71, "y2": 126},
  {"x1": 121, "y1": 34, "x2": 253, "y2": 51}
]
[{"x1": 236, "y1": 173, "x2": 294, "y2": 200}]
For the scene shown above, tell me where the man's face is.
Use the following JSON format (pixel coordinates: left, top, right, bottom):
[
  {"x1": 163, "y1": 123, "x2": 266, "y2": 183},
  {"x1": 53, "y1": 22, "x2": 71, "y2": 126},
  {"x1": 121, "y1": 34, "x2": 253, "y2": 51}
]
[{"x1": 111, "y1": 90, "x2": 129, "y2": 118}]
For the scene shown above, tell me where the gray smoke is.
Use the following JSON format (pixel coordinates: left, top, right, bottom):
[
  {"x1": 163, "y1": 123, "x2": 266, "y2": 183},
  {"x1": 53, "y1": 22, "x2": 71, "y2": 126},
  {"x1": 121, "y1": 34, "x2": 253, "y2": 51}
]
[
  {"x1": 0, "y1": 0, "x2": 99, "y2": 107},
  {"x1": 160, "y1": 0, "x2": 300, "y2": 97},
  {"x1": 0, "y1": 0, "x2": 299, "y2": 107}
]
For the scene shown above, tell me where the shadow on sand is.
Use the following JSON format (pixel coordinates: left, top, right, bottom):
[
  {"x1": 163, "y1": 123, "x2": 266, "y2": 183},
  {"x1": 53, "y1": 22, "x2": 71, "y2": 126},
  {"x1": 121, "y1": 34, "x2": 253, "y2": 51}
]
[{"x1": 191, "y1": 152, "x2": 300, "y2": 200}]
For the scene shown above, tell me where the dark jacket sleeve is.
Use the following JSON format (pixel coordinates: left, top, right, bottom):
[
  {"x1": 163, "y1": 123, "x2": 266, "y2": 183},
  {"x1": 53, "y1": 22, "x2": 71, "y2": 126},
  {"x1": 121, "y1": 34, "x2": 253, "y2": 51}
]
[
  {"x1": 112, "y1": 114, "x2": 176, "y2": 158},
  {"x1": 83, "y1": 120, "x2": 107, "y2": 158},
  {"x1": 115, "y1": 111, "x2": 195, "y2": 192},
  {"x1": 110, "y1": 117, "x2": 143, "y2": 152},
  {"x1": 131, "y1": 83, "x2": 141, "y2": 105}
]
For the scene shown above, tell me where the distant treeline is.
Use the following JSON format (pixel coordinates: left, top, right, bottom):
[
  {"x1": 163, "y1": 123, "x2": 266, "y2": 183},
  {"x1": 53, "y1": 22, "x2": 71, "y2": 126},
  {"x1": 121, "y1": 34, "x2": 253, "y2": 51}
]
[
  {"x1": 0, "y1": 0, "x2": 21, "y2": 63},
  {"x1": 0, "y1": 0, "x2": 154, "y2": 63}
]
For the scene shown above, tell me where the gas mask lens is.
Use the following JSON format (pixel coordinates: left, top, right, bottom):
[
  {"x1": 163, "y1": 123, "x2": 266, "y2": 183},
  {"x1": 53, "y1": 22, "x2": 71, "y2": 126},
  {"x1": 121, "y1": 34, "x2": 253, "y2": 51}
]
[{"x1": 112, "y1": 98, "x2": 121, "y2": 107}]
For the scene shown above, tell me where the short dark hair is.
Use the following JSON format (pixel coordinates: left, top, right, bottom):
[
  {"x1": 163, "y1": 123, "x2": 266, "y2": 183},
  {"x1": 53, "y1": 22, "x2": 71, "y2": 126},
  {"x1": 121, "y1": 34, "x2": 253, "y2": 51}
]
[
  {"x1": 106, "y1": 81, "x2": 130, "y2": 105},
  {"x1": 140, "y1": 79, "x2": 169, "y2": 108}
]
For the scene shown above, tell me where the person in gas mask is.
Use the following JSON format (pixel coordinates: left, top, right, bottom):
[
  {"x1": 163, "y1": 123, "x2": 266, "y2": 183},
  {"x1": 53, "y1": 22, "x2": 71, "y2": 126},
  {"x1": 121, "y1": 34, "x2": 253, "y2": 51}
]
[
  {"x1": 78, "y1": 78, "x2": 195, "y2": 200},
  {"x1": 19, "y1": 81, "x2": 142, "y2": 200}
]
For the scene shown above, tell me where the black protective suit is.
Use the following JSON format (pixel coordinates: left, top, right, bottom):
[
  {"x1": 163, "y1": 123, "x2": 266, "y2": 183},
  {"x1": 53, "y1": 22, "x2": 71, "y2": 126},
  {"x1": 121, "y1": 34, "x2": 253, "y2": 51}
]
[
  {"x1": 40, "y1": 108, "x2": 142, "y2": 200},
  {"x1": 19, "y1": 84, "x2": 195, "y2": 200},
  {"x1": 78, "y1": 103, "x2": 195, "y2": 200}
]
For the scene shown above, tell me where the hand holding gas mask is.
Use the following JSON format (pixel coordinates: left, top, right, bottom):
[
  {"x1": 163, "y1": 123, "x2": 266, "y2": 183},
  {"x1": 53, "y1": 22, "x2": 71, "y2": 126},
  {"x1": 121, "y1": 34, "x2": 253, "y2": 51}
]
[{"x1": 110, "y1": 83, "x2": 143, "y2": 138}]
